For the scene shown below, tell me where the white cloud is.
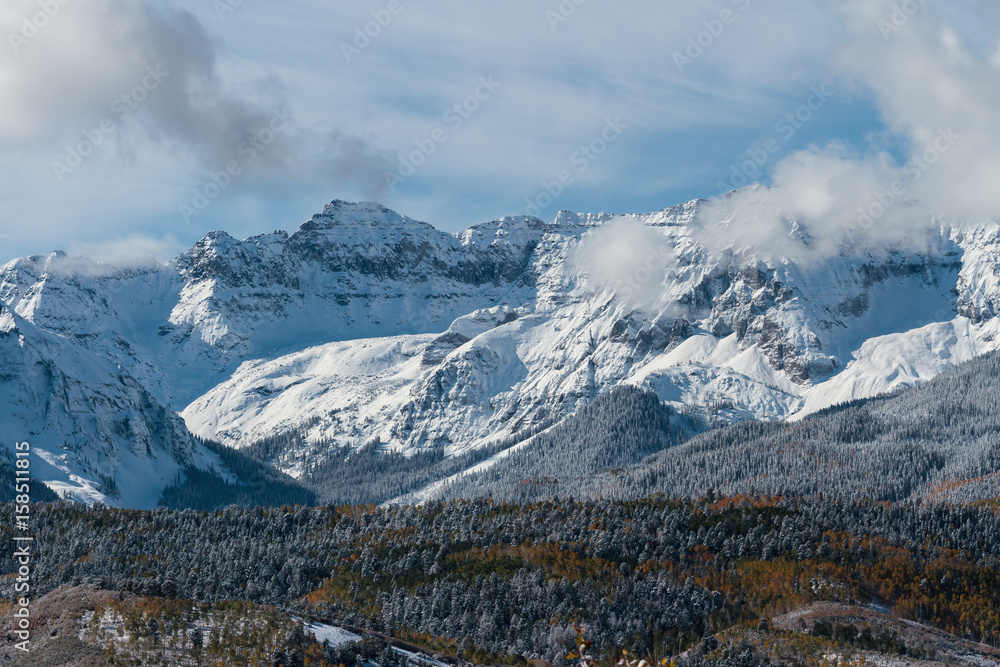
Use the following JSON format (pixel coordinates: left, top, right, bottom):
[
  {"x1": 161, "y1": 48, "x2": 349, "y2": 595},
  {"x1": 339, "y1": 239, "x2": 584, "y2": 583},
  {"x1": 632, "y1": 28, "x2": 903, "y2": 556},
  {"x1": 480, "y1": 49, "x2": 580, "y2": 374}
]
[
  {"x1": 65, "y1": 234, "x2": 187, "y2": 266},
  {"x1": 699, "y1": 0, "x2": 1000, "y2": 260},
  {"x1": 574, "y1": 219, "x2": 679, "y2": 313},
  {"x1": 833, "y1": 0, "x2": 1000, "y2": 224}
]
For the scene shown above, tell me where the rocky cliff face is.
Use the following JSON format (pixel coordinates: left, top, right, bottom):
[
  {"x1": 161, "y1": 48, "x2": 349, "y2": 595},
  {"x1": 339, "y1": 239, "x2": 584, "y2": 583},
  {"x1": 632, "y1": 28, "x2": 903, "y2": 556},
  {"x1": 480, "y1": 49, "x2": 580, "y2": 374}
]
[{"x1": 2, "y1": 198, "x2": 998, "y2": 502}]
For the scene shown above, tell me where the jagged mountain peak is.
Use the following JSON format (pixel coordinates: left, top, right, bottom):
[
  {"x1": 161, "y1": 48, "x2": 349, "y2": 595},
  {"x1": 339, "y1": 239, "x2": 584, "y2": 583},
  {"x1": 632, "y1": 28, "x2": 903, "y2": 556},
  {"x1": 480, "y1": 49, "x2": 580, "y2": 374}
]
[
  {"x1": 197, "y1": 229, "x2": 238, "y2": 243},
  {"x1": 468, "y1": 214, "x2": 546, "y2": 230},
  {"x1": 458, "y1": 216, "x2": 547, "y2": 247},
  {"x1": 548, "y1": 199, "x2": 703, "y2": 229},
  {"x1": 299, "y1": 199, "x2": 435, "y2": 234},
  {"x1": 321, "y1": 198, "x2": 389, "y2": 216},
  {"x1": 551, "y1": 209, "x2": 608, "y2": 227},
  {"x1": 3, "y1": 250, "x2": 89, "y2": 279}
]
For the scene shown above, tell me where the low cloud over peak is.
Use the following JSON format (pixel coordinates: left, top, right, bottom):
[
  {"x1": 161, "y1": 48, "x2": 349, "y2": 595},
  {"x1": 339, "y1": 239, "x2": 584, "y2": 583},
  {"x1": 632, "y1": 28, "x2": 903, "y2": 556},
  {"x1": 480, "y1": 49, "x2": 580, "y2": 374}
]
[{"x1": 701, "y1": 0, "x2": 1000, "y2": 261}]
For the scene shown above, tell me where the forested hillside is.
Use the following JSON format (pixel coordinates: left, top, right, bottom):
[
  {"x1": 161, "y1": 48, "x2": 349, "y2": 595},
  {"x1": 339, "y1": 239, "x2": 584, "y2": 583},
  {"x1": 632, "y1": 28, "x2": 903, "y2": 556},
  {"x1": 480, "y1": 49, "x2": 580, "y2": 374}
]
[
  {"x1": 244, "y1": 417, "x2": 557, "y2": 505},
  {"x1": 434, "y1": 351, "x2": 1000, "y2": 504},
  {"x1": 175, "y1": 348, "x2": 1000, "y2": 509},
  {"x1": 7, "y1": 496, "x2": 1000, "y2": 665},
  {"x1": 0, "y1": 447, "x2": 58, "y2": 503},
  {"x1": 434, "y1": 386, "x2": 700, "y2": 502},
  {"x1": 158, "y1": 437, "x2": 317, "y2": 510}
]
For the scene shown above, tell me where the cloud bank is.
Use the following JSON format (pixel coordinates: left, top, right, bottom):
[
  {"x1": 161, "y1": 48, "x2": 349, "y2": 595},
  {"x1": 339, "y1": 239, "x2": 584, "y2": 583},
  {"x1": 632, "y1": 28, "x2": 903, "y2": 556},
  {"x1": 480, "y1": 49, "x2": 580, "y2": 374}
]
[{"x1": 698, "y1": 0, "x2": 1000, "y2": 261}]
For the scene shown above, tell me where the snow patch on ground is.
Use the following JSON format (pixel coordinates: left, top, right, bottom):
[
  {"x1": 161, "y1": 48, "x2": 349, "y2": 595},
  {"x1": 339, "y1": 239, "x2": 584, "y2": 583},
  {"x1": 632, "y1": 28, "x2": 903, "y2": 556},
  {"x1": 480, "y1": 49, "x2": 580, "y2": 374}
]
[
  {"x1": 35, "y1": 447, "x2": 108, "y2": 505},
  {"x1": 306, "y1": 622, "x2": 362, "y2": 648}
]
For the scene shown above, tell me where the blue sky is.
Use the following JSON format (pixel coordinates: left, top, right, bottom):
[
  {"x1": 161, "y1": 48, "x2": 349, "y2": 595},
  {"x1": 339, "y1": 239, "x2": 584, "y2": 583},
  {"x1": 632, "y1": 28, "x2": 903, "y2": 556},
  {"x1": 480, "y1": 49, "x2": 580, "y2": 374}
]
[{"x1": 0, "y1": 0, "x2": 996, "y2": 263}]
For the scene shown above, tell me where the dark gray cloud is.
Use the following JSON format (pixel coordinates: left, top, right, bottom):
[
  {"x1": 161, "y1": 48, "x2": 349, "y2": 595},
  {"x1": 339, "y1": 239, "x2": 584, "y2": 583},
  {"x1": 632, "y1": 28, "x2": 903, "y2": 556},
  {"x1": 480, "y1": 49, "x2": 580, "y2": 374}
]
[{"x1": 0, "y1": 0, "x2": 394, "y2": 194}]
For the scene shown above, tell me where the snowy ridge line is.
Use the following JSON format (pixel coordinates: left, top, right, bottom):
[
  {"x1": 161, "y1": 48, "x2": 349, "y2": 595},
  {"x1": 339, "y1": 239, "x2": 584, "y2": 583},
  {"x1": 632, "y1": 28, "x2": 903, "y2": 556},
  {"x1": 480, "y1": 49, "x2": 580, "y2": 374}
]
[{"x1": 2, "y1": 198, "x2": 1000, "y2": 506}]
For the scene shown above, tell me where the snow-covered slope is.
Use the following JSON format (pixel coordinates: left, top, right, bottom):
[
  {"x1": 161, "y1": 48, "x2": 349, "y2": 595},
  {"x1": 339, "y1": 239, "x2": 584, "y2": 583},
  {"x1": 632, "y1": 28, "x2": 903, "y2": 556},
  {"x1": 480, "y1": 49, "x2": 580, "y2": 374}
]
[
  {"x1": 4, "y1": 198, "x2": 1000, "y2": 503},
  {"x1": 0, "y1": 202, "x2": 544, "y2": 407},
  {"x1": 182, "y1": 201, "x2": 987, "y2": 472},
  {"x1": 0, "y1": 303, "x2": 222, "y2": 508}
]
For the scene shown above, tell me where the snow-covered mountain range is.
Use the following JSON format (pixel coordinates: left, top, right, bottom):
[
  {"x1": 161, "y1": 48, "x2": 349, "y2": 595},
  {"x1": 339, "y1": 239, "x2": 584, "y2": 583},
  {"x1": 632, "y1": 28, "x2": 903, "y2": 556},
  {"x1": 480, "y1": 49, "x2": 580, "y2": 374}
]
[{"x1": 4, "y1": 198, "x2": 1000, "y2": 506}]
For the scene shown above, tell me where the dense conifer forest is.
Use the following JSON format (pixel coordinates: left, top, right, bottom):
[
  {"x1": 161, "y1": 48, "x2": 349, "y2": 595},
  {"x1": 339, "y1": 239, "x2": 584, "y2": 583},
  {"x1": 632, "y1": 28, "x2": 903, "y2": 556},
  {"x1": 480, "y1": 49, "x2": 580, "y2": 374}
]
[
  {"x1": 242, "y1": 417, "x2": 559, "y2": 507},
  {"x1": 6, "y1": 495, "x2": 1000, "y2": 665},
  {"x1": 159, "y1": 438, "x2": 317, "y2": 510}
]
